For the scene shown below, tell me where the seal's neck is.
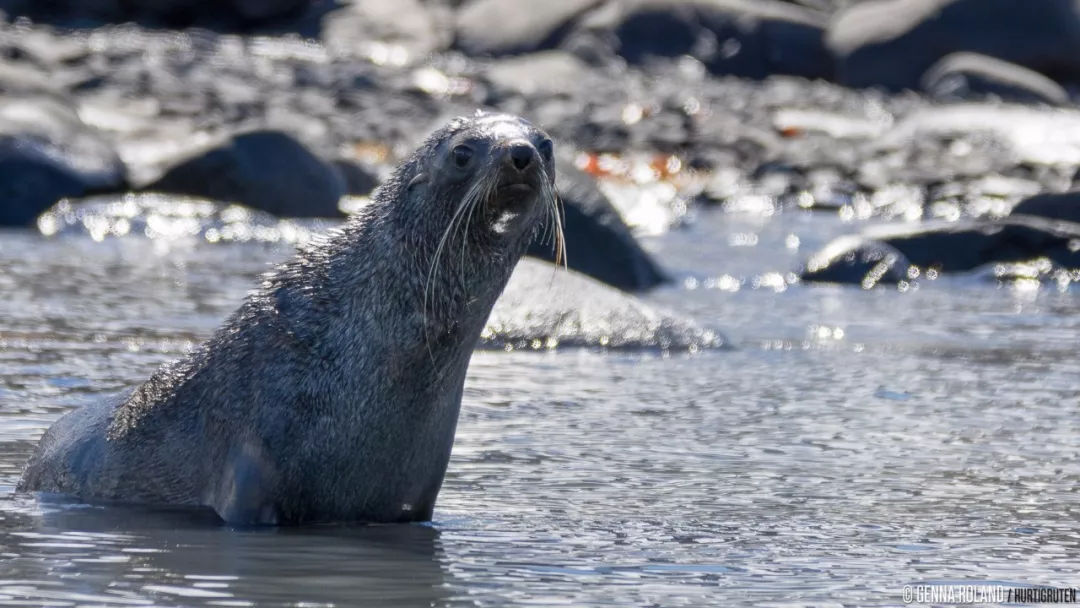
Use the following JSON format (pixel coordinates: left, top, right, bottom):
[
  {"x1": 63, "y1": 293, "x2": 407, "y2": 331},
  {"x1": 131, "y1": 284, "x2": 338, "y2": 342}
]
[{"x1": 289, "y1": 203, "x2": 529, "y2": 378}]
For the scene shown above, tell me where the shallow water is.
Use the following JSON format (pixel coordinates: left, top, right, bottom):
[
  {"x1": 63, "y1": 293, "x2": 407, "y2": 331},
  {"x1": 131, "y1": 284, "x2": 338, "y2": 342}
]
[{"x1": 1, "y1": 207, "x2": 1079, "y2": 607}]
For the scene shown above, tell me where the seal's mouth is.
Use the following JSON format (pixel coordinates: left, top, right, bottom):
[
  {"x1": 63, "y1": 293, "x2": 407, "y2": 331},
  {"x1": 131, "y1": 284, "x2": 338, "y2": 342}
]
[
  {"x1": 492, "y1": 176, "x2": 540, "y2": 211},
  {"x1": 497, "y1": 182, "x2": 535, "y2": 196}
]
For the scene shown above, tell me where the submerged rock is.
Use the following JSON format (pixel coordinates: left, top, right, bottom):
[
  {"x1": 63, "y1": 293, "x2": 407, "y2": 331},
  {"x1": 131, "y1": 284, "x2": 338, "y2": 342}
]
[
  {"x1": 36, "y1": 193, "x2": 321, "y2": 244},
  {"x1": 802, "y1": 237, "x2": 912, "y2": 287},
  {"x1": 144, "y1": 130, "x2": 346, "y2": 218},
  {"x1": 828, "y1": 0, "x2": 1080, "y2": 90},
  {"x1": 483, "y1": 259, "x2": 723, "y2": 351},
  {"x1": 802, "y1": 216, "x2": 1080, "y2": 285},
  {"x1": 0, "y1": 95, "x2": 126, "y2": 226},
  {"x1": 526, "y1": 159, "x2": 668, "y2": 292},
  {"x1": 921, "y1": 53, "x2": 1068, "y2": 105}
]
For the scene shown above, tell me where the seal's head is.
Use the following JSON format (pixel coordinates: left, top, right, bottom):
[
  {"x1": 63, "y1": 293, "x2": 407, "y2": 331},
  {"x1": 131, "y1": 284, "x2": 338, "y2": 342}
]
[{"x1": 388, "y1": 112, "x2": 561, "y2": 260}]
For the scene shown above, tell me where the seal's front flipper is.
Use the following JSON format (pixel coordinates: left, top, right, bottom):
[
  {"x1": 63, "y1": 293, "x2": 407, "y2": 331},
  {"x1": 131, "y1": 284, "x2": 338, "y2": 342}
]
[{"x1": 207, "y1": 440, "x2": 280, "y2": 526}]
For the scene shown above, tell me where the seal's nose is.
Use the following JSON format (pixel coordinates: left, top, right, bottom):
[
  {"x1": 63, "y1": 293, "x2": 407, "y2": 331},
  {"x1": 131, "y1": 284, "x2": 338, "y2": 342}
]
[{"x1": 507, "y1": 143, "x2": 535, "y2": 171}]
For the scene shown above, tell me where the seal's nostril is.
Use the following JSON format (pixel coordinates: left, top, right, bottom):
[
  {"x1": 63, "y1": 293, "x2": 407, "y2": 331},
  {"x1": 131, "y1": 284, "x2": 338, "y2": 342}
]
[{"x1": 509, "y1": 143, "x2": 534, "y2": 171}]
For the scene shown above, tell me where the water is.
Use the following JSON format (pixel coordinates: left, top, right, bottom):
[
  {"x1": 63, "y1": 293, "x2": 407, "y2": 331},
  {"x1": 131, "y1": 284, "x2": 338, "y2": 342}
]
[{"x1": 1, "y1": 207, "x2": 1079, "y2": 607}]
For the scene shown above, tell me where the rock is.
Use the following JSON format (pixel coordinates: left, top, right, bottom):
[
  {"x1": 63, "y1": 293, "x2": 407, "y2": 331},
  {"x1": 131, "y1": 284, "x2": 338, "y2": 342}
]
[
  {"x1": 802, "y1": 237, "x2": 912, "y2": 287},
  {"x1": 483, "y1": 51, "x2": 595, "y2": 97},
  {"x1": 144, "y1": 130, "x2": 346, "y2": 218},
  {"x1": 573, "y1": 0, "x2": 832, "y2": 79},
  {"x1": 331, "y1": 159, "x2": 380, "y2": 196},
  {"x1": 0, "y1": 0, "x2": 308, "y2": 27},
  {"x1": 0, "y1": 95, "x2": 127, "y2": 226},
  {"x1": 36, "y1": 193, "x2": 322, "y2": 244},
  {"x1": 230, "y1": 0, "x2": 306, "y2": 22},
  {"x1": 1010, "y1": 191, "x2": 1080, "y2": 223},
  {"x1": 526, "y1": 159, "x2": 668, "y2": 291},
  {"x1": 801, "y1": 216, "x2": 1080, "y2": 284},
  {"x1": 322, "y1": 0, "x2": 452, "y2": 62},
  {"x1": 828, "y1": 0, "x2": 1080, "y2": 90},
  {"x1": 483, "y1": 259, "x2": 724, "y2": 351},
  {"x1": 455, "y1": 0, "x2": 600, "y2": 56},
  {"x1": 921, "y1": 53, "x2": 1068, "y2": 104},
  {"x1": 0, "y1": 60, "x2": 64, "y2": 96}
]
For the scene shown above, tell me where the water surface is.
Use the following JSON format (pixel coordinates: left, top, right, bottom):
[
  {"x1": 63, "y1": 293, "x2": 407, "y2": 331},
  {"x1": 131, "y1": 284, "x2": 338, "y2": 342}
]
[{"x1": 1, "y1": 208, "x2": 1078, "y2": 606}]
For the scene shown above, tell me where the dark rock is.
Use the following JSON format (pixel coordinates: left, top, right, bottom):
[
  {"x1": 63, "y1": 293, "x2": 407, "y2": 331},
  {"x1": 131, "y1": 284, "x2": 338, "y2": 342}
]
[
  {"x1": 455, "y1": 0, "x2": 600, "y2": 56},
  {"x1": 802, "y1": 238, "x2": 912, "y2": 286},
  {"x1": 802, "y1": 216, "x2": 1080, "y2": 284},
  {"x1": 526, "y1": 159, "x2": 667, "y2": 292},
  {"x1": 144, "y1": 130, "x2": 347, "y2": 218},
  {"x1": 484, "y1": 259, "x2": 724, "y2": 351},
  {"x1": 573, "y1": 0, "x2": 832, "y2": 79},
  {"x1": 922, "y1": 53, "x2": 1068, "y2": 104},
  {"x1": 828, "y1": 0, "x2": 1080, "y2": 90},
  {"x1": 1010, "y1": 191, "x2": 1080, "y2": 223},
  {"x1": 331, "y1": 159, "x2": 380, "y2": 196},
  {"x1": 0, "y1": 95, "x2": 126, "y2": 226},
  {"x1": 0, "y1": 0, "x2": 308, "y2": 27}
]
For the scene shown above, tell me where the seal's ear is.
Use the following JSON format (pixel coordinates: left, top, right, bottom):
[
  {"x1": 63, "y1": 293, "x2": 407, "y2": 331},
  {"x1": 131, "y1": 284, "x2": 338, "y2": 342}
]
[{"x1": 407, "y1": 172, "x2": 428, "y2": 191}]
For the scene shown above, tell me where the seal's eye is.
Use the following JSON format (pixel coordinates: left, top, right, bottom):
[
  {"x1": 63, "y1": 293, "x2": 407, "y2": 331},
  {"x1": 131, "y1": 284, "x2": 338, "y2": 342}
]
[
  {"x1": 452, "y1": 144, "x2": 474, "y2": 168},
  {"x1": 537, "y1": 139, "x2": 553, "y2": 161}
]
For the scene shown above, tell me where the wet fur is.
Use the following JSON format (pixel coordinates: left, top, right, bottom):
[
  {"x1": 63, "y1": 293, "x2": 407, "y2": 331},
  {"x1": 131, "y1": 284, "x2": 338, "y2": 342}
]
[{"x1": 18, "y1": 114, "x2": 558, "y2": 525}]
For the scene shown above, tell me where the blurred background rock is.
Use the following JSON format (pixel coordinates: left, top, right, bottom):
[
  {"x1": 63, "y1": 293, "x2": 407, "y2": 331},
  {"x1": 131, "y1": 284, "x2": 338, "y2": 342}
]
[{"x1": 2, "y1": 0, "x2": 1080, "y2": 288}]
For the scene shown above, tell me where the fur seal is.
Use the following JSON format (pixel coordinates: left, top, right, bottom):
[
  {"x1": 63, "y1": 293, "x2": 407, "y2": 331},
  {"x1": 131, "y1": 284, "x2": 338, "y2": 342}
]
[{"x1": 18, "y1": 113, "x2": 562, "y2": 525}]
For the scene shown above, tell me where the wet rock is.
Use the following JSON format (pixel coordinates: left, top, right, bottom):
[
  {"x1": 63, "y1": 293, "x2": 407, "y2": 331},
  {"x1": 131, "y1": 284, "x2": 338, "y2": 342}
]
[
  {"x1": 1010, "y1": 191, "x2": 1080, "y2": 224},
  {"x1": 802, "y1": 216, "x2": 1080, "y2": 284},
  {"x1": 574, "y1": 0, "x2": 832, "y2": 79},
  {"x1": 526, "y1": 159, "x2": 668, "y2": 292},
  {"x1": 455, "y1": 0, "x2": 599, "y2": 56},
  {"x1": 828, "y1": 0, "x2": 1080, "y2": 90},
  {"x1": 0, "y1": 95, "x2": 127, "y2": 226},
  {"x1": 321, "y1": 0, "x2": 452, "y2": 61},
  {"x1": 37, "y1": 193, "x2": 322, "y2": 244},
  {"x1": 801, "y1": 237, "x2": 912, "y2": 287},
  {"x1": 921, "y1": 53, "x2": 1068, "y2": 105},
  {"x1": 483, "y1": 259, "x2": 724, "y2": 351},
  {"x1": 144, "y1": 130, "x2": 347, "y2": 218}
]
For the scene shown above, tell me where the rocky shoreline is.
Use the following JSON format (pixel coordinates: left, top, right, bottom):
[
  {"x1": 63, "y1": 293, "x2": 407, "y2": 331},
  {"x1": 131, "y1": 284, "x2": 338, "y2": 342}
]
[{"x1": 3, "y1": 0, "x2": 1080, "y2": 295}]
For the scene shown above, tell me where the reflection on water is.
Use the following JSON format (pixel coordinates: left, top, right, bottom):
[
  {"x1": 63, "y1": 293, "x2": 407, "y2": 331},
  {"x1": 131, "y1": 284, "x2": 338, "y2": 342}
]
[{"x1": 1, "y1": 208, "x2": 1079, "y2": 606}]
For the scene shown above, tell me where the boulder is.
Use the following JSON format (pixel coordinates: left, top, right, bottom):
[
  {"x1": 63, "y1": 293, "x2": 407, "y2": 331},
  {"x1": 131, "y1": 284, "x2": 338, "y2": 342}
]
[
  {"x1": 828, "y1": 0, "x2": 1080, "y2": 90},
  {"x1": 455, "y1": 0, "x2": 600, "y2": 56},
  {"x1": 0, "y1": 0, "x2": 308, "y2": 27},
  {"x1": 801, "y1": 216, "x2": 1080, "y2": 284},
  {"x1": 331, "y1": 159, "x2": 380, "y2": 196},
  {"x1": 573, "y1": 0, "x2": 832, "y2": 79},
  {"x1": 1010, "y1": 191, "x2": 1080, "y2": 224},
  {"x1": 321, "y1": 0, "x2": 452, "y2": 61},
  {"x1": 144, "y1": 130, "x2": 347, "y2": 218},
  {"x1": 526, "y1": 159, "x2": 668, "y2": 292},
  {"x1": 483, "y1": 259, "x2": 724, "y2": 351},
  {"x1": 921, "y1": 53, "x2": 1068, "y2": 104},
  {"x1": 0, "y1": 95, "x2": 126, "y2": 226},
  {"x1": 483, "y1": 51, "x2": 595, "y2": 97}
]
